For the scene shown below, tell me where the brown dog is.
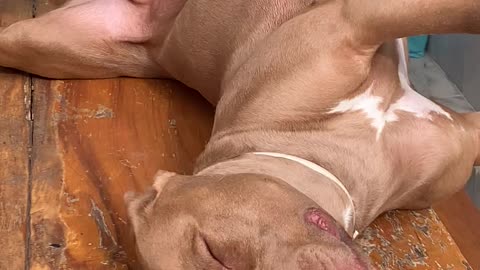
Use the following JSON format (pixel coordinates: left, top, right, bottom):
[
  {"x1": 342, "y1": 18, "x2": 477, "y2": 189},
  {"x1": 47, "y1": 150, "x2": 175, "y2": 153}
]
[{"x1": 1, "y1": 0, "x2": 480, "y2": 269}]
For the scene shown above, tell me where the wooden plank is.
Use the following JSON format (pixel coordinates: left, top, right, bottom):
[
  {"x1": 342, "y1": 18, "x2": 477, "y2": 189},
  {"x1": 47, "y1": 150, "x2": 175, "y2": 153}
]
[
  {"x1": 434, "y1": 191, "x2": 480, "y2": 270},
  {"x1": 0, "y1": 1, "x2": 33, "y2": 270},
  {"x1": 30, "y1": 77, "x2": 214, "y2": 269}
]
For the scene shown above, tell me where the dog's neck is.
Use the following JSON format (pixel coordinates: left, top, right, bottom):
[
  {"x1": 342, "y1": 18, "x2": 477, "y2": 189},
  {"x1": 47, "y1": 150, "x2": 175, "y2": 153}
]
[{"x1": 196, "y1": 152, "x2": 358, "y2": 237}]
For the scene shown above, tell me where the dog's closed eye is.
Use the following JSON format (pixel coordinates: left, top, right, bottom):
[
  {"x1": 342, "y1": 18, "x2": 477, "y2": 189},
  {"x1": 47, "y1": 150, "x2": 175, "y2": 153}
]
[
  {"x1": 194, "y1": 232, "x2": 232, "y2": 269},
  {"x1": 204, "y1": 237, "x2": 232, "y2": 270}
]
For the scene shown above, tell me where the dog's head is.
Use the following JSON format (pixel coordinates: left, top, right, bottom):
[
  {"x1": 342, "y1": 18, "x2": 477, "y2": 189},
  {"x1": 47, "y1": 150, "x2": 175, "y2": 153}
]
[{"x1": 126, "y1": 170, "x2": 370, "y2": 270}]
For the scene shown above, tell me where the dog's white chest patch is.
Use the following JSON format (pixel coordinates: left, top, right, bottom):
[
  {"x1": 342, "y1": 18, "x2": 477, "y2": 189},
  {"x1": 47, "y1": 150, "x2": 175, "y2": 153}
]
[
  {"x1": 329, "y1": 39, "x2": 451, "y2": 140},
  {"x1": 328, "y1": 86, "x2": 393, "y2": 139}
]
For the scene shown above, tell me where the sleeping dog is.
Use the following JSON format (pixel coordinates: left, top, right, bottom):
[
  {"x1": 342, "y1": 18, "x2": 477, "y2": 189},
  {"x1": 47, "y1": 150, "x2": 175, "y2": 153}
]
[{"x1": 1, "y1": 0, "x2": 479, "y2": 269}]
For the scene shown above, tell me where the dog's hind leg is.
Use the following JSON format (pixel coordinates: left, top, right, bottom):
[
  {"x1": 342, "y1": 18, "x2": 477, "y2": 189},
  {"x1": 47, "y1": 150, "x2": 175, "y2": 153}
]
[{"x1": 0, "y1": 0, "x2": 179, "y2": 79}]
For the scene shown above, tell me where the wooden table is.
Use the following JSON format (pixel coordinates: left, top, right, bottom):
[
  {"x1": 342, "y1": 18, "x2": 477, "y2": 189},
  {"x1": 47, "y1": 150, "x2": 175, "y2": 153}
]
[{"x1": 0, "y1": 1, "x2": 472, "y2": 269}]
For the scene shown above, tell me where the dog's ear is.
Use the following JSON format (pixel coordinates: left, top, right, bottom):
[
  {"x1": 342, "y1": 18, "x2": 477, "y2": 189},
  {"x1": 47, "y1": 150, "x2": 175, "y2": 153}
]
[
  {"x1": 152, "y1": 170, "x2": 177, "y2": 194},
  {"x1": 346, "y1": 0, "x2": 480, "y2": 46},
  {"x1": 125, "y1": 170, "x2": 177, "y2": 230}
]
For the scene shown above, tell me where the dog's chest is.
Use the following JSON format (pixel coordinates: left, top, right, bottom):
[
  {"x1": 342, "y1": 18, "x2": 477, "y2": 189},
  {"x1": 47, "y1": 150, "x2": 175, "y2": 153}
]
[{"x1": 328, "y1": 39, "x2": 452, "y2": 140}]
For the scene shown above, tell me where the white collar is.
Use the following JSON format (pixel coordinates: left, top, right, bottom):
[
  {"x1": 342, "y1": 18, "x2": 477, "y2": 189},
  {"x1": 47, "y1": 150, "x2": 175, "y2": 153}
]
[{"x1": 253, "y1": 152, "x2": 359, "y2": 239}]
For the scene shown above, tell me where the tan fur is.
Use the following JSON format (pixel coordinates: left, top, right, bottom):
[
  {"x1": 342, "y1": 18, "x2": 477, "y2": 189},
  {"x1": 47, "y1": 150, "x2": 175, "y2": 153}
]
[{"x1": 1, "y1": 0, "x2": 480, "y2": 269}]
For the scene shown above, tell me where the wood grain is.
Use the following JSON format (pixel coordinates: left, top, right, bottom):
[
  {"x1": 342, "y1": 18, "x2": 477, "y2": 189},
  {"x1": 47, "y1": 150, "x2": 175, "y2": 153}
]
[
  {"x1": 0, "y1": 1, "x2": 32, "y2": 270},
  {"x1": 29, "y1": 78, "x2": 214, "y2": 269}
]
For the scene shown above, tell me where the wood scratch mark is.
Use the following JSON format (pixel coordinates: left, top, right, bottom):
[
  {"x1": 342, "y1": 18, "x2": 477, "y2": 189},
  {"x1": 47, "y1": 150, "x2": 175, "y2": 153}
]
[
  {"x1": 119, "y1": 159, "x2": 138, "y2": 169},
  {"x1": 90, "y1": 199, "x2": 117, "y2": 249},
  {"x1": 53, "y1": 98, "x2": 115, "y2": 122}
]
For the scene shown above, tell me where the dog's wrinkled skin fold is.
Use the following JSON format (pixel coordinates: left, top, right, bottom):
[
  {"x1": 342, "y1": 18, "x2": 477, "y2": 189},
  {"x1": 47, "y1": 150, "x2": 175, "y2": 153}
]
[{"x1": 1, "y1": 0, "x2": 480, "y2": 269}]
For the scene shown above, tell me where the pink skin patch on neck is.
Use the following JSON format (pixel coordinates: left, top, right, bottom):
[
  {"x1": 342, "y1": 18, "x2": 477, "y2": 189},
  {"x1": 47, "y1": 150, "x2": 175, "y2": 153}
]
[
  {"x1": 304, "y1": 209, "x2": 369, "y2": 269},
  {"x1": 304, "y1": 208, "x2": 340, "y2": 239}
]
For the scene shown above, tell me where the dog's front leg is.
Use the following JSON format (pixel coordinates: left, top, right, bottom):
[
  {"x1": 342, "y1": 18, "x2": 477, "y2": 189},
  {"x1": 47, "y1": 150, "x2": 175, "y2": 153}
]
[
  {"x1": 346, "y1": 0, "x2": 480, "y2": 46},
  {"x1": 0, "y1": 2, "x2": 169, "y2": 79}
]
